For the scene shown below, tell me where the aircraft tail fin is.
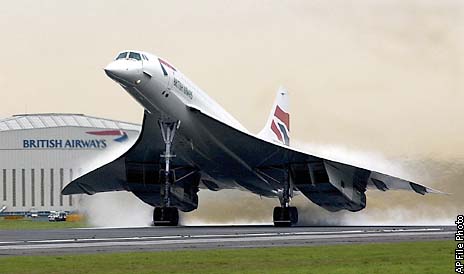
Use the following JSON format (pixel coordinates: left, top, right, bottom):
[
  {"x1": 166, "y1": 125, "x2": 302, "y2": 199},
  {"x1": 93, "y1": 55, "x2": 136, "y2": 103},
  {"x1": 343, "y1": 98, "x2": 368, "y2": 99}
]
[{"x1": 258, "y1": 87, "x2": 290, "y2": 146}]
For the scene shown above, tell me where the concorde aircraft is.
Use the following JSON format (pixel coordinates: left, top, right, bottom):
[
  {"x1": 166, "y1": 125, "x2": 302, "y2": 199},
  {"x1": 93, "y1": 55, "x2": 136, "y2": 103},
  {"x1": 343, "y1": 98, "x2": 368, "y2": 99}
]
[{"x1": 62, "y1": 50, "x2": 442, "y2": 226}]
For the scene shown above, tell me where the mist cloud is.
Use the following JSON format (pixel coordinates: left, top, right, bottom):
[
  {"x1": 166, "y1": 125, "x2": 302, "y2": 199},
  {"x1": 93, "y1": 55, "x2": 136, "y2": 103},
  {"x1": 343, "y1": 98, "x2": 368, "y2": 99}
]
[{"x1": 79, "y1": 142, "x2": 462, "y2": 227}]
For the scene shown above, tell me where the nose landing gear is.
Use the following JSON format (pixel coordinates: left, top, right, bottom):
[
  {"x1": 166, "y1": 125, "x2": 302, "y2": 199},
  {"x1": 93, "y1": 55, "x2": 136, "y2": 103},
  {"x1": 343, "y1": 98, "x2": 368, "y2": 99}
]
[
  {"x1": 153, "y1": 120, "x2": 181, "y2": 226},
  {"x1": 153, "y1": 207, "x2": 179, "y2": 226}
]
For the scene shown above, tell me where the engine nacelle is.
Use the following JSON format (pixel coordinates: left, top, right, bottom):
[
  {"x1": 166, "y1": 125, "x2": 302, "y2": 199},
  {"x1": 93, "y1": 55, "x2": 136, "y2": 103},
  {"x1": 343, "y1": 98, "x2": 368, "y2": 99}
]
[{"x1": 292, "y1": 160, "x2": 369, "y2": 212}]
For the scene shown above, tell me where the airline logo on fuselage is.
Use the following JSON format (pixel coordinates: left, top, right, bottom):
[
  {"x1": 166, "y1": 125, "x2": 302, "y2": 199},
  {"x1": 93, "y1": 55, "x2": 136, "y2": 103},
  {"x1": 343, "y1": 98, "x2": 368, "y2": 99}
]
[
  {"x1": 158, "y1": 58, "x2": 176, "y2": 76},
  {"x1": 158, "y1": 58, "x2": 193, "y2": 100},
  {"x1": 173, "y1": 78, "x2": 193, "y2": 100}
]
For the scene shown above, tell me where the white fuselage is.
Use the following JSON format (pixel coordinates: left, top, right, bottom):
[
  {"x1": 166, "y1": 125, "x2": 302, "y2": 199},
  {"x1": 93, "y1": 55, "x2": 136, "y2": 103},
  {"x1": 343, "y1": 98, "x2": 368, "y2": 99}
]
[
  {"x1": 105, "y1": 50, "x2": 247, "y2": 133},
  {"x1": 104, "y1": 50, "x2": 277, "y2": 196}
]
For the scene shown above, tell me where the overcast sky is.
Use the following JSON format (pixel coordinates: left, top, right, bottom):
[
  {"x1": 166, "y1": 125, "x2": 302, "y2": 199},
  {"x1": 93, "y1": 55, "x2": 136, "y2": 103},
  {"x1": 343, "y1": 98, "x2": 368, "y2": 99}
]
[
  {"x1": 1, "y1": 0, "x2": 462, "y2": 224},
  {"x1": 1, "y1": 1, "x2": 462, "y2": 160}
]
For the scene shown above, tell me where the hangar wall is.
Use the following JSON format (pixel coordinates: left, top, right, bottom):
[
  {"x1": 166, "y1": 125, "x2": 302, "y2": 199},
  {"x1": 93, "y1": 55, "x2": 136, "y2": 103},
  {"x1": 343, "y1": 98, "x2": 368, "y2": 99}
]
[{"x1": 0, "y1": 113, "x2": 140, "y2": 214}]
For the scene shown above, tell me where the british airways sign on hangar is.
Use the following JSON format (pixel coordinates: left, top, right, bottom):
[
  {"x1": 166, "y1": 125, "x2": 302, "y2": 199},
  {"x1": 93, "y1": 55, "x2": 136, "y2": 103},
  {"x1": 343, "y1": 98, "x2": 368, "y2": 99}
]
[{"x1": 22, "y1": 130, "x2": 129, "y2": 149}]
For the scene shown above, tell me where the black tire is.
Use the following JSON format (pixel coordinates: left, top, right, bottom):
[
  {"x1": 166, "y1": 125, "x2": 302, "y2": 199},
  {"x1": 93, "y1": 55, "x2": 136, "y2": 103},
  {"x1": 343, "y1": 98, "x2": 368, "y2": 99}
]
[
  {"x1": 273, "y1": 207, "x2": 291, "y2": 227},
  {"x1": 167, "y1": 207, "x2": 179, "y2": 226},
  {"x1": 153, "y1": 207, "x2": 179, "y2": 226},
  {"x1": 273, "y1": 206, "x2": 298, "y2": 227},
  {"x1": 289, "y1": 206, "x2": 298, "y2": 225}
]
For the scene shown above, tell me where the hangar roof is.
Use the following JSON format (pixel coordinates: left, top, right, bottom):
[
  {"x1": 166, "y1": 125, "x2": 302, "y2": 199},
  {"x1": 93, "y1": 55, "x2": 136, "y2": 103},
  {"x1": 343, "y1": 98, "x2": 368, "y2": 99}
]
[{"x1": 0, "y1": 113, "x2": 141, "y2": 132}]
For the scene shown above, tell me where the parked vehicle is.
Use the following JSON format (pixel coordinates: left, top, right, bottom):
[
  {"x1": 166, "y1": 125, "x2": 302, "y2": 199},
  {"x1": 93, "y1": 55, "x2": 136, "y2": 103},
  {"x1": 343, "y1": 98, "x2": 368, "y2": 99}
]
[
  {"x1": 48, "y1": 211, "x2": 67, "y2": 222},
  {"x1": 28, "y1": 208, "x2": 39, "y2": 218}
]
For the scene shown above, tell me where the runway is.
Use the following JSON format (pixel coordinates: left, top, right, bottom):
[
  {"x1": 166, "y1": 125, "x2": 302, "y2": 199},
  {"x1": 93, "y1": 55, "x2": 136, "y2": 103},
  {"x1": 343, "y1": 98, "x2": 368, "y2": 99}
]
[{"x1": 0, "y1": 226, "x2": 454, "y2": 256}]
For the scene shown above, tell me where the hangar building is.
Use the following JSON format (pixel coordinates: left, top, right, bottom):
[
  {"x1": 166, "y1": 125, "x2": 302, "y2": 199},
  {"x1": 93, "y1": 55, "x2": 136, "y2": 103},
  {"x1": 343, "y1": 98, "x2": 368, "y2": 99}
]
[{"x1": 0, "y1": 113, "x2": 140, "y2": 215}]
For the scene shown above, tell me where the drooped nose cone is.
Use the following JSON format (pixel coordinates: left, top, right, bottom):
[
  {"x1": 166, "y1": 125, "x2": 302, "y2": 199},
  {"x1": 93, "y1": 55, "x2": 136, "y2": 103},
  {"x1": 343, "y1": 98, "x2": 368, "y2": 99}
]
[{"x1": 104, "y1": 60, "x2": 143, "y2": 86}]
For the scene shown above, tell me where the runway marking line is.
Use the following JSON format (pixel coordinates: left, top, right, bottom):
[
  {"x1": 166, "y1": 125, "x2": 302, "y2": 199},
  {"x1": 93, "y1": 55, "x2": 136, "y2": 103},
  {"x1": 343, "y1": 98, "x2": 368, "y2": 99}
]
[
  {"x1": 0, "y1": 228, "x2": 441, "y2": 245},
  {"x1": 0, "y1": 229, "x2": 452, "y2": 251}
]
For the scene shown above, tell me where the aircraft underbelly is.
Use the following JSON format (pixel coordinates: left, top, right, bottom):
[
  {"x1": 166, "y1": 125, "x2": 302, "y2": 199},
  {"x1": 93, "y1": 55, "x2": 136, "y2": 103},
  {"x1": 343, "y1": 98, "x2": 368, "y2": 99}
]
[{"x1": 177, "y1": 122, "x2": 278, "y2": 196}]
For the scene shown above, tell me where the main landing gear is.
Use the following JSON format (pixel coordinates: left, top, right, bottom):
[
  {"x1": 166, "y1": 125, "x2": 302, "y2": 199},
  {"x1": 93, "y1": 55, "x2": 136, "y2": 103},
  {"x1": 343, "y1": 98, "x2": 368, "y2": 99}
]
[
  {"x1": 153, "y1": 120, "x2": 180, "y2": 226},
  {"x1": 273, "y1": 170, "x2": 298, "y2": 227}
]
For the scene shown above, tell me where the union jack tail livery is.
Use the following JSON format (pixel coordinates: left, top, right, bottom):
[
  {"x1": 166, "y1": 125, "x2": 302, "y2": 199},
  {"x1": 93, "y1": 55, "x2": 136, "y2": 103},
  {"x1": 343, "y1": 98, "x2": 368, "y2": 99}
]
[{"x1": 258, "y1": 87, "x2": 290, "y2": 146}]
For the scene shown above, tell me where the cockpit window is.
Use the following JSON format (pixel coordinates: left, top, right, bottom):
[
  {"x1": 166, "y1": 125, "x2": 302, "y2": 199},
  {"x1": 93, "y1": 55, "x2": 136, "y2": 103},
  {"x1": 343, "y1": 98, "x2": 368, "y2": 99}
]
[
  {"x1": 142, "y1": 54, "x2": 149, "y2": 61},
  {"x1": 129, "y1": 52, "x2": 141, "y2": 61},
  {"x1": 116, "y1": 52, "x2": 127, "y2": 60}
]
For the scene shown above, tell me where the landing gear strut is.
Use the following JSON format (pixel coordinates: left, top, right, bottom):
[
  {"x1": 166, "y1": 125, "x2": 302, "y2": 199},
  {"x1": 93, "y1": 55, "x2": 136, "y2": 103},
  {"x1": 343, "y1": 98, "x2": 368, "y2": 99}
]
[
  {"x1": 273, "y1": 169, "x2": 298, "y2": 227},
  {"x1": 153, "y1": 120, "x2": 180, "y2": 226}
]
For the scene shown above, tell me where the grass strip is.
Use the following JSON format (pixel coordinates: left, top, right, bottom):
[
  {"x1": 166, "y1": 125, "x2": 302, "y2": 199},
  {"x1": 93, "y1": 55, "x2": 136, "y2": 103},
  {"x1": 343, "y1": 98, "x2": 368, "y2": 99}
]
[{"x1": 0, "y1": 240, "x2": 455, "y2": 274}]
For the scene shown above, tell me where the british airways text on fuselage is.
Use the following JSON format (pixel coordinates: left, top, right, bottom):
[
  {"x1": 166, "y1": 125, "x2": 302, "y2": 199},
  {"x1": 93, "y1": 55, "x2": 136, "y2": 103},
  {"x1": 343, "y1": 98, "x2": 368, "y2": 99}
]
[
  {"x1": 23, "y1": 139, "x2": 107, "y2": 149},
  {"x1": 173, "y1": 78, "x2": 193, "y2": 100}
]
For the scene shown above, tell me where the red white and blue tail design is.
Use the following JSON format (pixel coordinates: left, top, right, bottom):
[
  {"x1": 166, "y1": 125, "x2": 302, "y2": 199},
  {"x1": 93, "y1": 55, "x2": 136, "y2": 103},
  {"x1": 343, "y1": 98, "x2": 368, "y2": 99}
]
[{"x1": 258, "y1": 87, "x2": 290, "y2": 146}]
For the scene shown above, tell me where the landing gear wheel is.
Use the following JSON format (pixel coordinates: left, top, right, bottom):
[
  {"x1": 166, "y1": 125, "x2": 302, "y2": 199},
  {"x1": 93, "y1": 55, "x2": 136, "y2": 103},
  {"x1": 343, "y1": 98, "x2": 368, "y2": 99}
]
[
  {"x1": 273, "y1": 206, "x2": 298, "y2": 227},
  {"x1": 153, "y1": 207, "x2": 179, "y2": 226}
]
